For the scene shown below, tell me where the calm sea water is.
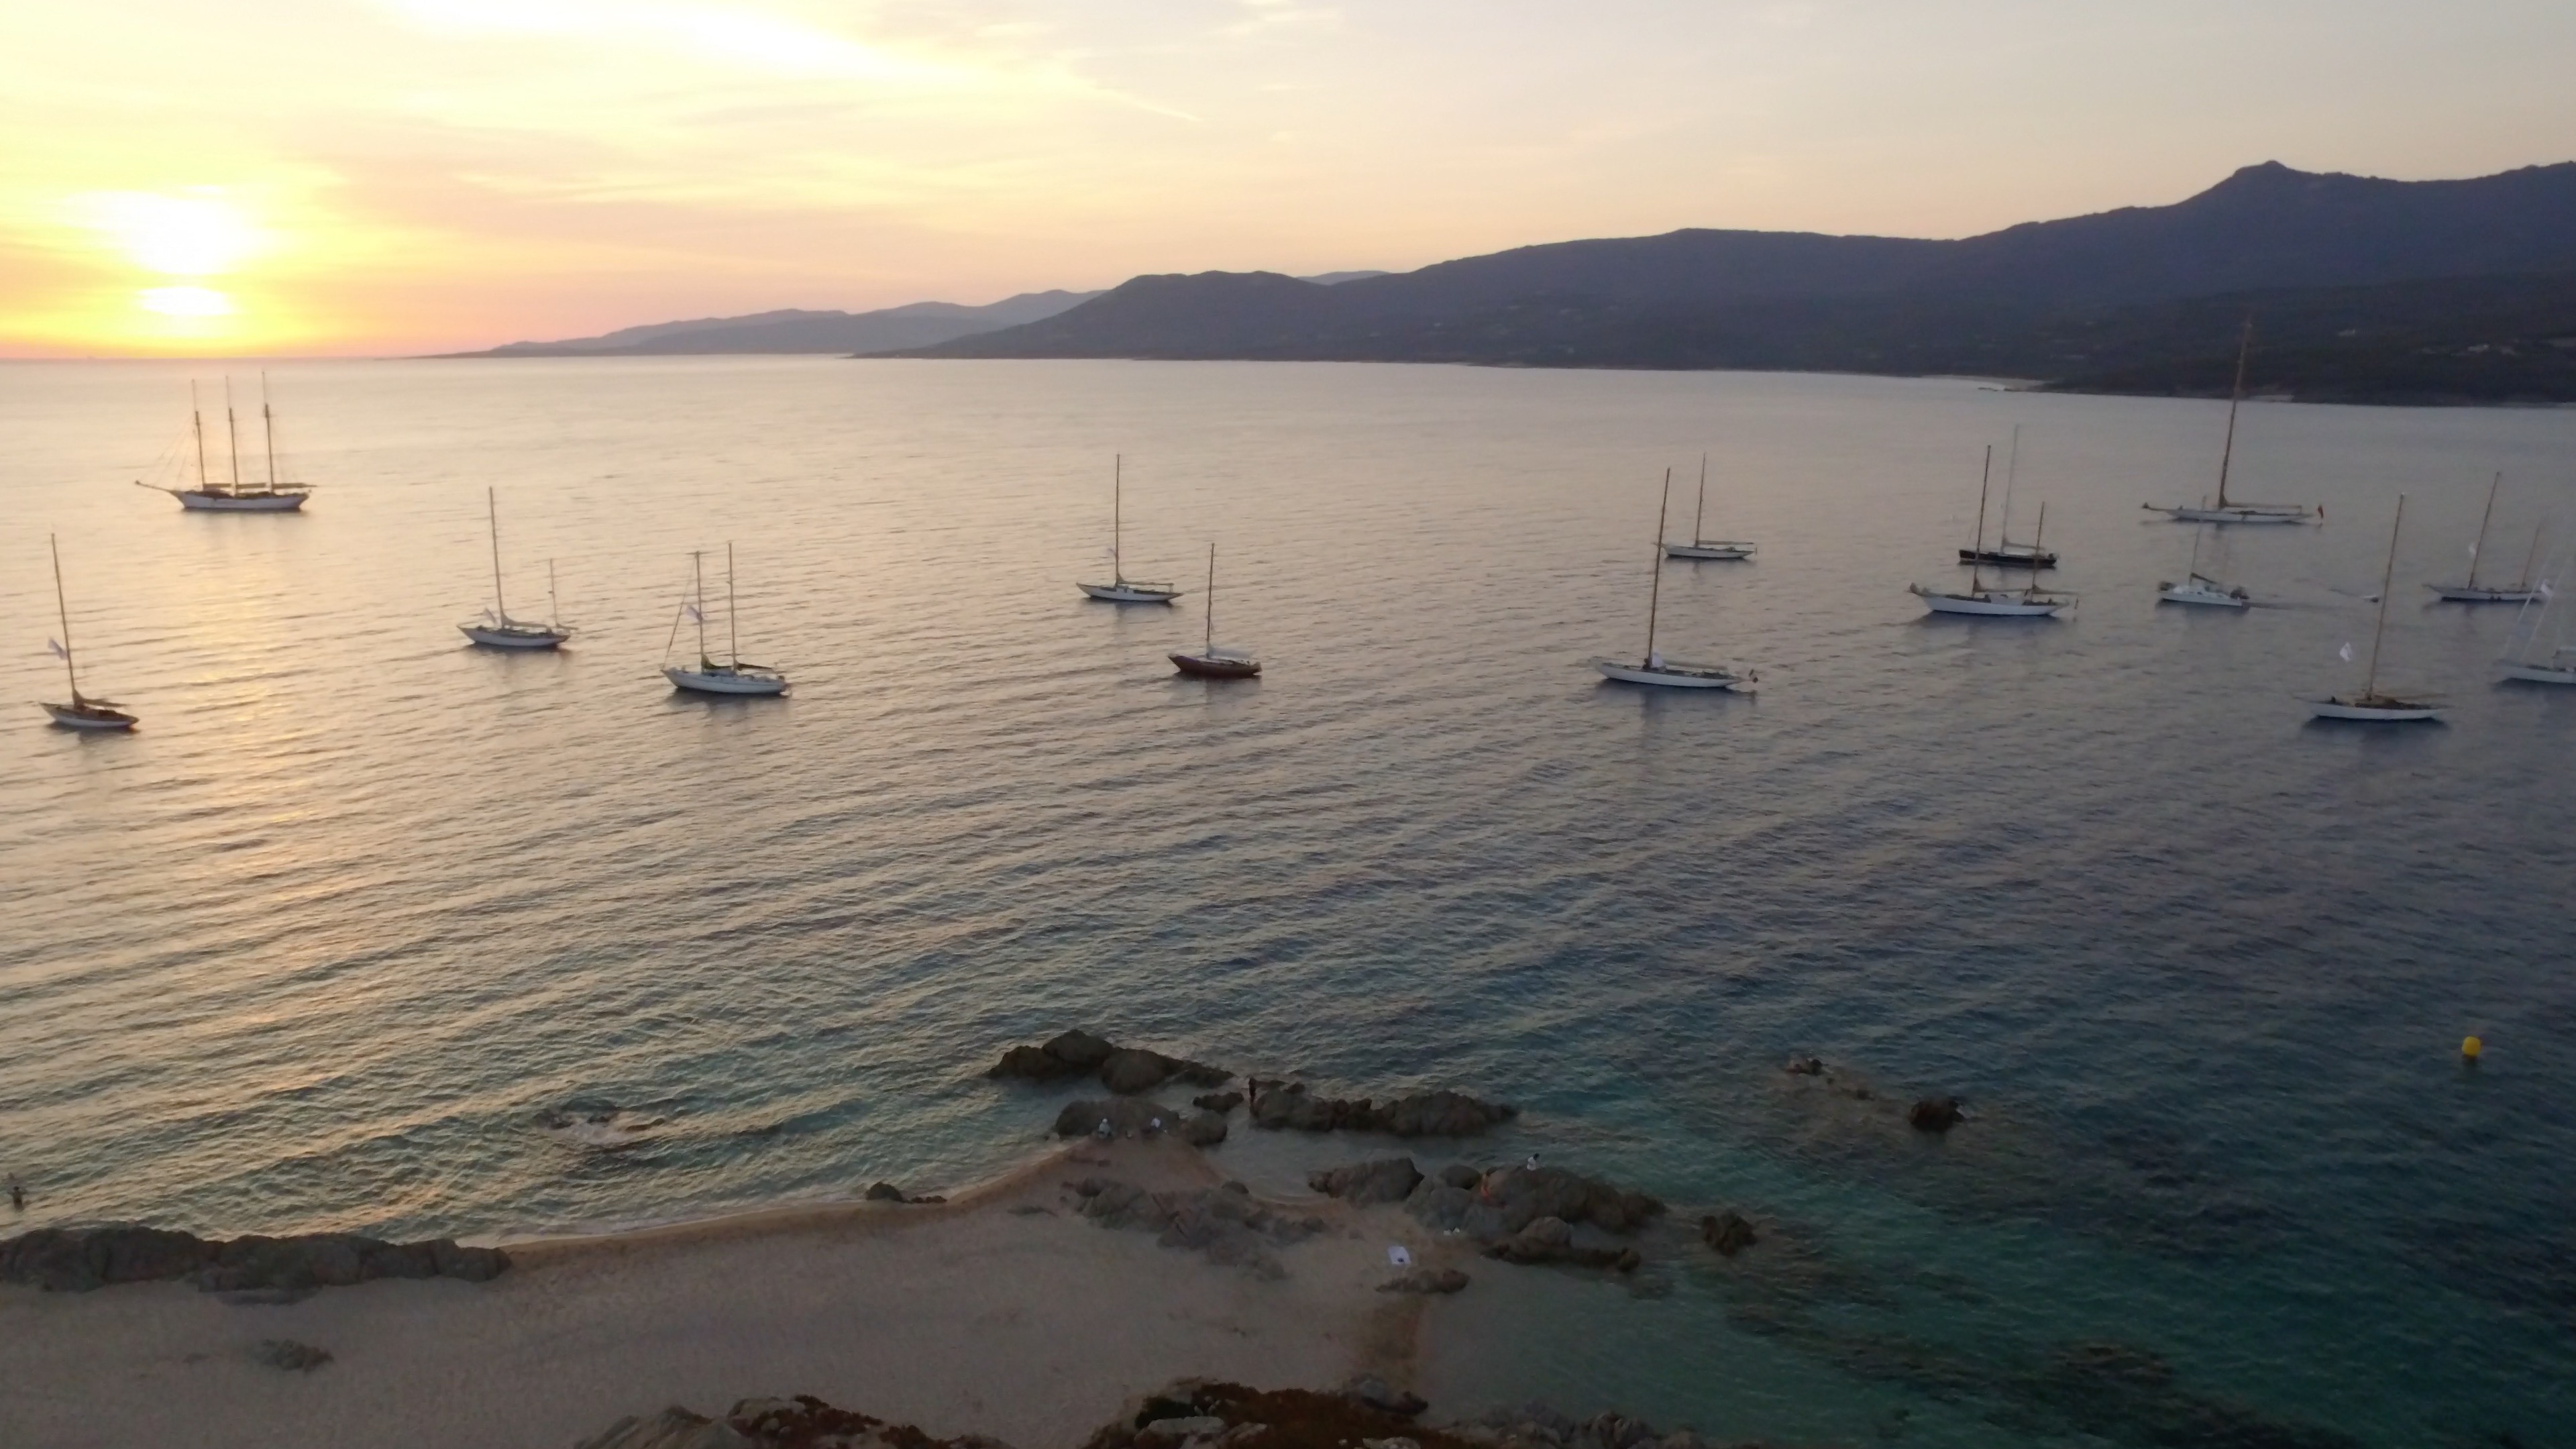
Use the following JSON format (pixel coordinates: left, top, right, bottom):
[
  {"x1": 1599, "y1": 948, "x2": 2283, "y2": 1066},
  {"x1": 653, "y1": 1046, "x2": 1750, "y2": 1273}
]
[{"x1": 3, "y1": 358, "x2": 2572, "y2": 1447}]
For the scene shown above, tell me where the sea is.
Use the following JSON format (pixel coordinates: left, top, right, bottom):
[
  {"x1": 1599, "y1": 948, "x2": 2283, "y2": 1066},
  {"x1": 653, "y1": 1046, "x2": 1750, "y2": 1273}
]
[{"x1": 3, "y1": 357, "x2": 2572, "y2": 1448}]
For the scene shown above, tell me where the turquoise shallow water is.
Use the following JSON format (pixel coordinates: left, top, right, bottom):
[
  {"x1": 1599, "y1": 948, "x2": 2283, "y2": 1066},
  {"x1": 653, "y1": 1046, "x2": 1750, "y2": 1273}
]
[{"x1": 2, "y1": 358, "x2": 2572, "y2": 1447}]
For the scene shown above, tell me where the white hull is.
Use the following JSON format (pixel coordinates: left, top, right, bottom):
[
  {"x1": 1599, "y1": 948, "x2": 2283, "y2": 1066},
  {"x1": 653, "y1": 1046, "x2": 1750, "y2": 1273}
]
[
  {"x1": 1078, "y1": 581, "x2": 1180, "y2": 602},
  {"x1": 2310, "y1": 697, "x2": 2442, "y2": 722},
  {"x1": 1592, "y1": 658, "x2": 1752, "y2": 690},
  {"x1": 1912, "y1": 584, "x2": 2068, "y2": 617},
  {"x1": 2500, "y1": 663, "x2": 2576, "y2": 686},
  {"x1": 1664, "y1": 541, "x2": 1756, "y2": 561},
  {"x1": 2146, "y1": 504, "x2": 2310, "y2": 526},
  {"x1": 2158, "y1": 581, "x2": 2250, "y2": 608},
  {"x1": 461, "y1": 623, "x2": 570, "y2": 649},
  {"x1": 172, "y1": 489, "x2": 309, "y2": 512},
  {"x1": 42, "y1": 702, "x2": 137, "y2": 730},
  {"x1": 664, "y1": 664, "x2": 788, "y2": 696},
  {"x1": 2426, "y1": 584, "x2": 2538, "y2": 603}
]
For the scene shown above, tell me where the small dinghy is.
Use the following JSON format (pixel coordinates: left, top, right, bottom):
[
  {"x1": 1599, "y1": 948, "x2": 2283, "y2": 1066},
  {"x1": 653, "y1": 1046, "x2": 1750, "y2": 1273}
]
[
  {"x1": 662, "y1": 545, "x2": 788, "y2": 696},
  {"x1": 1078, "y1": 456, "x2": 1179, "y2": 603},
  {"x1": 38, "y1": 535, "x2": 137, "y2": 731},
  {"x1": 1595, "y1": 469, "x2": 1756, "y2": 690},
  {"x1": 1170, "y1": 543, "x2": 1260, "y2": 678},
  {"x1": 2310, "y1": 496, "x2": 2440, "y2": 722}
]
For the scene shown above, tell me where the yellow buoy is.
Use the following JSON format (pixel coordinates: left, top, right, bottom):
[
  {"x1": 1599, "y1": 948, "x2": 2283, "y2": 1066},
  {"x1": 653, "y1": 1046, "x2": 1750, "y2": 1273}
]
[{"x1": 2462, "y1": 1035, "x2": 2483, "y2": 1061}]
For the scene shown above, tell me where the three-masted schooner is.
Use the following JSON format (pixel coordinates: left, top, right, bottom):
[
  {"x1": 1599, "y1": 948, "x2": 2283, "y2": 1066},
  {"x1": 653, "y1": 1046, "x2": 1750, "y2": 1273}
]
[{"x1": 136, "y1": 378, "x2": 311, "y2": 512}]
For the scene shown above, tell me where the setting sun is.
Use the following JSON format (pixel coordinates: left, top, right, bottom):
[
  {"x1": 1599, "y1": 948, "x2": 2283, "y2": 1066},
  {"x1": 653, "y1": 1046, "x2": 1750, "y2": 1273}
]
[{"x1": 68, "y1": 189, "x2": 266, "y2": 278}]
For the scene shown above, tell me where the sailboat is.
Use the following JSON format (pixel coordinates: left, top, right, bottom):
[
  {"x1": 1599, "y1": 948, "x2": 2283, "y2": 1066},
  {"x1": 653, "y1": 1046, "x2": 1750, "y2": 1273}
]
[
  {"x1": 1594, "y1": 470, "x2": 1756, "y2": 690},
  {"x1": 2499, "y1": 547, "x2": 2573, "y2": 684},
  {"x1": 2310, "y1": 495, "x2": 2441, "y2": 721},
  {"x1": 1077, "y1": 456, "x2": 1180, "y2": 602},
  {"x1": 1662, "y1": 454, "x2": 1757, "y2": 560},
  {"x1": 136, "y1": 377, "x2": 311, "y2": 512},
  {"x1": 2426, "y1": 473, "x2": 2542, "y2": 602},
  {"x1": 1912, "y1": 447, "x2": 2072, "y2": 617},
  {"x1": 2157, "y1": 522, "x2": 2251, "y2": 608},
  {"x1": 1170, "y1": 544, "x2": 1260, "y2": 679},
  {"x1": 459, "y1": 489, "x2": 572, "y2": 648},
  {"x1": 661, "y1": 545, "x2": 788, "y2": 696},
  {"x1": 38, "y1": 535, "x2": 137, "y2": 731},
  {"x1": 1959, "y1": 427, "x2": 2058, "y2": 568},
  {"x1": 2143, "y1": 323, "x2": 2316, "y2": 525}
]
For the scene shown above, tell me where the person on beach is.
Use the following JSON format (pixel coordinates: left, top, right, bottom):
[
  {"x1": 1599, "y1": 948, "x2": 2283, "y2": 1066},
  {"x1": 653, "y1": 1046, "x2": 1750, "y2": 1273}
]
[{"x1": 7, "y1": 1177, "x2": 23, "y2": 1210}]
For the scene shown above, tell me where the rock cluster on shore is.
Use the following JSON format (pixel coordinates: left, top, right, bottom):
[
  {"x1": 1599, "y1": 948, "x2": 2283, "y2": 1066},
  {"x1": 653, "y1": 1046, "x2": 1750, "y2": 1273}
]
[
  {"x1": 989, "y1": 1031, "x2": 1232, "y2": 1097},
  {"x1": 1305, "y1": 1156, "x2": 1664, "y2": 1273},
  {"x1": 576, "y1": 1379, "x2": 1763, "y2": 1449},
  {"x1": 1051, "y1": 1097, "x2": 1230, "y2": 1146},
  {"x1": 0, "y1": 1224, "x2": 508, "y2": 1294},
  {"x1": 1248, "y1": 1081, "x2": 1516, "y2": 1137},
  {"x1": 1069, "y1": 1177, "x2": 1326, "y2": 1277}
]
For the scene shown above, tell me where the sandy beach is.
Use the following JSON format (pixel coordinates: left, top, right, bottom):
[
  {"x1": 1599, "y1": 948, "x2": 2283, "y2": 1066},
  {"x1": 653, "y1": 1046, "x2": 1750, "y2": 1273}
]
[{"x1": 0, "y1": 1140, "x2": 1450, "y2": 1449}]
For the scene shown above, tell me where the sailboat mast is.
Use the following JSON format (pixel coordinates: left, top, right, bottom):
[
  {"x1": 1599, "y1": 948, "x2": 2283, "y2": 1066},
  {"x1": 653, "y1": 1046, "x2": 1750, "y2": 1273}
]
[
  {"x1": 223, "y1": 378, "x2": 242, "y2": 488},
  {"x1": 1998, "y1": 425, "x2": 2022, "y2": 545},
  {"x1": 1693, "y1": 453, "x2": 1709, "y2": 544},
  {"x1": 1969, "y1": 447, "x2": 1993, "y2": 592},
  {"x1": 2517, "y1": 524, "x2": 2544, "y2": 592},
  {"x1": 2028, "y1": 502, "x2": 2047, "y2": 582},
  {"x1": 191, "y1": 383, "x2": 209, "y2": 489},
  {"x1": 1645, "y1": 469, "x2": 1672, "y2": 661},
  {"x1": 2215, "y1": 321, "x2": 2252, "y2": 509},
  {"x1": 2364, "y1": 495, "x2": 2405, "y2": 698},
  {"x1": 487, "y1": 488, "x2": 508, "y2": 621},
  {"x1": 261, "y1": 373, "x2": 278, "y2": 489},
  {"x1": 1113, "y1": 455, "x2": 1124, "y2": 583},
  {"x1": 1205, "y1": 543, "x2": 1217, "y2": 653},
  {"x1": 50, "y1": 534, "x2": 78, "y2": 700},
  {"x1": 2467, "y1": 472, "x2": 2501, "y2": 591},
  {"x1": 548, "y1": 559, "x2": 560, "y2": 628},
  {"x1": 727, "y1": 542, "x2": 741, "y2": 667},
  {"x1": 692, "y1": 551, "x2": 708, "y2": 663}
]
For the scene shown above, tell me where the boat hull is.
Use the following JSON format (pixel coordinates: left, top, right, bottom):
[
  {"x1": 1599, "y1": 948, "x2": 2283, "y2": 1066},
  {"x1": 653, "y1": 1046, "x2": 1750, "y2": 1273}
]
[
  {"x1": 1959, "y1": 548, "x2": 2057, "y2": 569},
  {"x1": 663, "y1": 665, "x2": 788, "y2": 696},
  {"x1": 2426, "y1": 584, "x2": 2539, "y2": 603},
  {"x1": 2310, "y1": 696, "x2": 2443, "y2": 722},
  {"x1": 172, "y1": 490, "x2": 309, "y2": 512},
  {"x1": 42, "y1": 702, "x2": 137, "y2": 730},
  {"x1": 1664, "y1": 542, "x2": 1756, "y2": 561},
  {"x1": 2146, "y1": 504, "x2": 2310, "y2": 526},
  {"x1": 1171, "y1": 653, "x2": 1260, "y2": 679},
  {"x1": 1078, "y1": 582, "x2": 1181, "y2": 603},
  {"x1": 1912, "y1": 585, "x2": 2068, "y2": 617},
  {"x1": 461, "y1": 623, "x2": 570, "y2": 649},
  {"x1": 2157, "y1": 582, "x2": 2250, "y2": 608},
  {"x1": 2500, "y1": 663, "x2": 2576, "y2": 686},
  {"x1": 1592, "y1": 659, "x2": 1752, "y2": 690}
]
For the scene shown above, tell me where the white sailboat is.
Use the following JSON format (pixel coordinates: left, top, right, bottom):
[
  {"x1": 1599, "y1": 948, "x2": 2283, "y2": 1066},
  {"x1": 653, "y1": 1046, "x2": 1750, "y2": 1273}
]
[
  {"x1": 1169, "y1": 543, "x2": 1261, "y2": 678},
  {"x1": 2426, "y1": 473, "x2": 2541, "y2": 603},
  {"x1": 1960, "y1": 427, "x2": 2058, "y2": 569},
  {"x1": 136, "y1": 377, "x2": 311, "y2": 512},
  {"x1": 1913, "y1": 447, "x2": 2072, "y2": 617},
  {"x1": 1662, "y1": 454, "x2": 1757, "y2": 560},
  {"x1": 662, "y1": 545, "x2": 788, "y2": 696},
  {"x1": 2157, "y1": 521, "x2": 2251, "y2": 608},
  {"x1": 38, "y1": 535, "x2": 137, "y2": 731},
  {"x1": 2310, "y1": 495, "x2": 2441, "y2": 721},
  {"x1": 2498, "y1": 546, "x2": 2572, "y2": 684},
  {"x1": 459, "y1": 489, "x2": 572, "y2": 649},
  {"x1": 1077, "y1": 456, "x2": 1180, "y2": 603},
  {"x1": 1594, "y1": 469, "x2": 1756, "y2": 690},
  {"x1": 2143, "y1": 323, "x2": 2316, "y2": 525}
]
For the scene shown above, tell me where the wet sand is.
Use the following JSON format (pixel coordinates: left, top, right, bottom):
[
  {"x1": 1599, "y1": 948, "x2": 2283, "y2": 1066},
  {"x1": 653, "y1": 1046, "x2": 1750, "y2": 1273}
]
[{"x1": 0, "y1": 1140, "x2": 1440, "y2": 1449}]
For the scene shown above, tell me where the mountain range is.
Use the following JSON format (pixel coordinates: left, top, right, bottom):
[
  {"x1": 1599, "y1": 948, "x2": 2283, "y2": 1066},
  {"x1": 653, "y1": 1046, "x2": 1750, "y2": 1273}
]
[{"x1": 903, "y1": 162, "x2": 2576, "y2": 404}]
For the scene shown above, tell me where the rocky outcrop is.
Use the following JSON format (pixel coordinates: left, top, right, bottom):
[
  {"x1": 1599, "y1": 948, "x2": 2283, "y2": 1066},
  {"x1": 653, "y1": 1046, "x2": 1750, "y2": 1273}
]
[
  {"x1": 1053, "y1": 1098, "x2": 1185, "y2": 1138},
  {"x1": 254, "y1": 1339, "x2": 333, "y2": 1372},
  {"x1": 1307, "y1": 1157, "x2": 1426, "y2": 1206},
  {"x1": 989, "y1": 1031, "x2": 1230, "y2": 1096},
  {"x1": 1397, "y1": 1163, "x2": 1664, "y2": 1275},
  {"x1": 1485, "y1": 1216, "x2": 1642, "y2": 1273},
  {"x1": 576, "y1": 1395, "x2": 1012, "y2": 1449},
  {"x1": 1069, "y1": 1179, "x2": 1325, "y2": 1277},
  {"x1": 0, "y1": 1224, "x2": 509, "y2": 1294},
  {"x1": 1191, "y1": 1090, "x2": 1244, "y2": 1114},
  {"x1": 1908, "y1": 1097, "x2": 1964, "y2": 1132},
  {"x1": 1700, "y1": 1211, "x2": 1758, "y2": 1256},
  {"x1": 1379, "y1": 1266, "x2": 1470, "y2": 1294},
  {"x1": 863, "y1": 1182, "x2": 946, "y2": 1205},
  {"x1": 1246, "y1": 1081, "x2": 1515, "y2": 1137},
  {"x1": 1177, "y1": 1112, "x2": 1230, "y2": 1147}
]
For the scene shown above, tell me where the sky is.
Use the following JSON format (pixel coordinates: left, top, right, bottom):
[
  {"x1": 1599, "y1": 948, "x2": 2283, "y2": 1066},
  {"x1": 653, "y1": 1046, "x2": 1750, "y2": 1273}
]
[{"x1": 3, "y1": 1, "x2": 2572, "y2": 356}]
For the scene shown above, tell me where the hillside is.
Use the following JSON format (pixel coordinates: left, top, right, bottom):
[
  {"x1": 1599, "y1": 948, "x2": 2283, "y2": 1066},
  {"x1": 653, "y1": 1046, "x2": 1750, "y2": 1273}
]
[{"x1": 447, "y1": 290, "x2": 1102, "y2": 358}]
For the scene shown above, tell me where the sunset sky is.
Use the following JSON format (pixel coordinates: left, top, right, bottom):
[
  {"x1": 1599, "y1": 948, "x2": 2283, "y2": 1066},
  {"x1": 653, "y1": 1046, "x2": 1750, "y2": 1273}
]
[{"x1": 3, "y1": 1, "x2": 2570, "y2": 356}]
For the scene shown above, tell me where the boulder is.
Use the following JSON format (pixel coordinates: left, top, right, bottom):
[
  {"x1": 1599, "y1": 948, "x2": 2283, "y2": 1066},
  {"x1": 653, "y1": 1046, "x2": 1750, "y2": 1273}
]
[
  {"x1": 1477, "y1": 1166, "x2": 1665, "y2": 1237},
  {"x1": 1179, "y1": 1112, "x2": 1230, "y2": 1147},
  {"x1": 1340, "y1": 1377, "x2": 1429, "y2": 1418},
  {"x1": 1438, "y1": 1163, "x2": 1485, "y2": 1190},
  {"x1": 1307, "y1": 1157, "x2": 1424, "y2": 1206},
  {"x1": 1051, "y1": 1097, "x2": 1181, "y2": 1139},
  {"x1": 864, "y1": 1182, "x2": 944, "y2": 1204},
  {"x1": 1140, "y1": 1416, "x2": 1229, "y2": 1443},
  {"x1": 1404, "y1": 1181, "x2": 1476, "y2": 1232},
  {"x1": 1373, "y1": 1091, "x2": 1517, "y2": 1138},
  {"x1": 0, "y1": 1224, "x2": 510, "y2": 1295},
  {"x1": 1784, "y1": 1055, "x2": 1825, "y2": 1076},
  {"x1": 1908, "y1": 1097, "x2": 1963, "y2": 1132},
  {"x1": 1244, "y1": 1081, "x2": 1514, "y2": 1137},
  {"x1": 1074, "y1": 1178, "x2": 1322, "y2": 1275},
  {"x1": 1699, "y1": 1212, "x2": 1758, "y2": 1256},
  {"x1": 1101, "y1": 1049, "x2": 1177, "y2": 1095},
  {"x1": 254, "y1": 1338, "x2": 333, "y2": 1372},
  {"x1": 1193, "y1": 1091, "x2": 1245, "y2": 1114},
  {"x1": 1379, "y1": 1266, "x2": 1470, "y2": 1294},
  {"x1": 1044, "y1": 1030, "x2": 1118, "y2": 1069},
  {"x1": 574, "y1": 1407, "x2": 760, "y2": 1449}
]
